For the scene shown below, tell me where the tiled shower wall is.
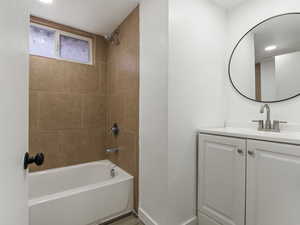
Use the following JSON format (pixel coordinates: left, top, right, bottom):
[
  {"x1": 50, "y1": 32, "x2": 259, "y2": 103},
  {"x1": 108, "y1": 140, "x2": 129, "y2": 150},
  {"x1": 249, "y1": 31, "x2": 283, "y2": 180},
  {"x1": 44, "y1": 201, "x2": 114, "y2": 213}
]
[
  {"x1": 29, "y1": 36, "x2": 108, "y2": 171},
  {"x1": 106, "y1": 7, "x2": 139, "y2": 209},
  {"x1": 29, "y1": 6, "x2": 139, "y2": 208}
]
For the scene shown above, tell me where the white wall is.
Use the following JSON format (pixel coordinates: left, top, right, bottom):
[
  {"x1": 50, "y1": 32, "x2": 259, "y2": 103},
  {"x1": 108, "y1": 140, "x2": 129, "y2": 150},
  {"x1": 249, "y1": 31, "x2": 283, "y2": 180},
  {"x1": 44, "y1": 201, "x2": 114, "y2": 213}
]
[
  {"x1": 139, "y1": 1, "x2": 227, "y2": 225},
  {"x1": 275, "y1": 51, "x2": 300, "y2": 100},
  {"x1": 261, "y1": 58, "x2": 276, "y2": 101},
  {"x1": 139, "y1": 0, "x2": 169, "y2": 224},
  {"x1": 140, "y1": 1, "x2": 300, "y2": 225},
  {"x1": 226, "y1": 0, "x2": 300, "y2": 124},
  {"x1": 168, "y1": 0, "x2": 227, "y2": 224}
]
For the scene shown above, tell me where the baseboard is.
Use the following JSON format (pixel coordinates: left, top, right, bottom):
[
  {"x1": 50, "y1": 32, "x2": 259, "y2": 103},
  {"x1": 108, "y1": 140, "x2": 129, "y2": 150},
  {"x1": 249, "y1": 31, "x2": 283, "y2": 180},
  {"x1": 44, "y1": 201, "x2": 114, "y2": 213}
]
[
  {"x1": 182, "y1": 217, "x2": 198, "y2": 225},
  {"x1": 97, "y1": 210, "x2": 133, "y2": 225},
  {"x1": 138, "y1": 208, "x2": 159, "y2": 225},
  {"x1": 138, "y1": 209, "x2": 198, "y2": 225}
]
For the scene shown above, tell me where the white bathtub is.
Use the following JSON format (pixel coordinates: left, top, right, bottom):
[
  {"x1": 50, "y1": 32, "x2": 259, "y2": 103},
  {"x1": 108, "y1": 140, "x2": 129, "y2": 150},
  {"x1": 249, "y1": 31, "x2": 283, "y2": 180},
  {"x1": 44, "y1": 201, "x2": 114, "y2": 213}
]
[{"x1": 29, "y1": 160, "x2": 133, "y2": 225}]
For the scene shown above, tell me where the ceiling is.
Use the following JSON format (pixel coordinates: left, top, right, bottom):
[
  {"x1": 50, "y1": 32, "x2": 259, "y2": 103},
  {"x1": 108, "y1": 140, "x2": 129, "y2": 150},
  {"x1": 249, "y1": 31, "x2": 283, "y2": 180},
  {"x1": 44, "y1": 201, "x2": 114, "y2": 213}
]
[
  {"x1": 30, "y1": 0, "x2": 139, "y2": 36},
  {"x1": 254, "y1": 14, "x2": 300, "y2": 62},
  {"x1": 211, "y1": 0, "x2": 247, "y2": 9}
]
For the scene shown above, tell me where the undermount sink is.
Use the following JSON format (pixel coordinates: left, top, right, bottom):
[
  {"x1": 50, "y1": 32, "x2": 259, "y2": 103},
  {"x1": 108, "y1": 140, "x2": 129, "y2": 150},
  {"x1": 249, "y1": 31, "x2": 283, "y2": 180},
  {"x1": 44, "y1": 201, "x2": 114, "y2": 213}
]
[{"x1": 198, "y1": 127, "x2": 300, "y2": 145}]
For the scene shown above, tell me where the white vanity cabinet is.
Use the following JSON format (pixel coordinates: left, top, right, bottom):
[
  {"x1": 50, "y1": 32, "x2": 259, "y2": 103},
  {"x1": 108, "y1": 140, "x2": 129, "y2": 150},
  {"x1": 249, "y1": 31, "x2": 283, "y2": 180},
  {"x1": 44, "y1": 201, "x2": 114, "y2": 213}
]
[
  {"x1": 246, "y1": 140, "x2": 300, "y2": 225},
  {"x1": 198, "y1": 134, "x2": 246, "y2": 225},
  {"x1": 198, "y1": 131, "x2": 300, "y2": 225}
]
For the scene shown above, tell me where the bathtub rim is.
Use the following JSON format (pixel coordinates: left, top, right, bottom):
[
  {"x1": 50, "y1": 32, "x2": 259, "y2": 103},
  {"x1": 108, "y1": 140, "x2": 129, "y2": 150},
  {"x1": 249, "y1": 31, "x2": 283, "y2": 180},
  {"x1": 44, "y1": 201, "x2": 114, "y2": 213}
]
[
  {"x1": 29, "y1": 160, "x2": 127, "y2": 177},
  {"x1": 29, "y1": 160, "x2": 133, "y2": 207}
]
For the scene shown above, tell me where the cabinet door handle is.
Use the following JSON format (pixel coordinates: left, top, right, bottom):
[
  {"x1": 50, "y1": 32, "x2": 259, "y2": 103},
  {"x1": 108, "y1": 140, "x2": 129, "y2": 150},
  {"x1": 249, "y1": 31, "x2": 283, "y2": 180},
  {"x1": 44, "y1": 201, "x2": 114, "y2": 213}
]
[
  {"x1": 237, "y1": 149, "x2": 244, "y2": 154},
  {"x1": 248, "y1": 150, "x2": 255, "y2": 157}
]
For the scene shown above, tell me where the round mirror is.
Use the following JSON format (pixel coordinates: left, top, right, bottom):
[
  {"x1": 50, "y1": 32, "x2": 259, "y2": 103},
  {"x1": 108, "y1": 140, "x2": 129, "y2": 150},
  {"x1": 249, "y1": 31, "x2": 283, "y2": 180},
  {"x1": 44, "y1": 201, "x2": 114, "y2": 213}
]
[{"x1": 229, "y1": 13, "x2": 300, "y2": 103}]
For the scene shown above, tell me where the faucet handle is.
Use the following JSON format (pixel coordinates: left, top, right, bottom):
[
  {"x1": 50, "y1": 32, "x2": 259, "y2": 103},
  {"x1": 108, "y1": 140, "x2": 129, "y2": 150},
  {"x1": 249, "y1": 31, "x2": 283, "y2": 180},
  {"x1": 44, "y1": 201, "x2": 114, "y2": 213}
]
[
  {"x1": 252, "y1": 120, "x2": 264, "y2": 130},
  {"x1": 273, "y1": 120, "x2": 287, "y2": 132},
  {"x1": 105, "y1": 148, "x2": 119, "y2": 153},
  {"x1": 273, "y1": 120, "x2": 288, "y2": 124}
]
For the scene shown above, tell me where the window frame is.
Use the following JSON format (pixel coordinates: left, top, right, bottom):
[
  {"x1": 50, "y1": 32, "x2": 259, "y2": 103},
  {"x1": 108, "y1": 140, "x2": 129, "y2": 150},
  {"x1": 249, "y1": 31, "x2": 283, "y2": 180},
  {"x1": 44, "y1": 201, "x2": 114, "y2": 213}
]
[{"x1": 30, "y1": 22, "x2": 94, "y2": 65}]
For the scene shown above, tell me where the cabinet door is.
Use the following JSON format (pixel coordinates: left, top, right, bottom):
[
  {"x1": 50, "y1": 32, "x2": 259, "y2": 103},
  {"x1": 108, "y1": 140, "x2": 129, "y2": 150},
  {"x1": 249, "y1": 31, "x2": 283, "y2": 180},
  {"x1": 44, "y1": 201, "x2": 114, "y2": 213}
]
[
  {"x1": 247, "y1": 140, "x2": 300, "y2": 225},
  {"x1": 198, "y1": 134, "x2": 246, "y2": 225}
]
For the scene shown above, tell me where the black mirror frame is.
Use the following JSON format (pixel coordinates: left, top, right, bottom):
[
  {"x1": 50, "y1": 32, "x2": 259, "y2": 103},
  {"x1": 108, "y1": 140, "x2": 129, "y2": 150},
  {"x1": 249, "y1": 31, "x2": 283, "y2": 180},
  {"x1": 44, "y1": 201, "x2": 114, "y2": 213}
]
[{"x1": 228, "y1": 12, "x2": 300, "y2": 103}]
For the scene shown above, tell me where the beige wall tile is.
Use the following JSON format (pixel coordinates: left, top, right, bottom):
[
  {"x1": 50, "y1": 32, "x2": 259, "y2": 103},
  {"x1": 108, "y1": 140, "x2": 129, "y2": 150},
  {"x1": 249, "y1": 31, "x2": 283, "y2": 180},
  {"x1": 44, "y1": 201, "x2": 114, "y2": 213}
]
[
  {"x1": 107, "y1": 61, "x2": 119, "y2": 96},
  {"x1": 59, "y1": 130, "x2": 85, "y2": 166},
  {"x1": 29, "y1": 92, "x2": 39, "y2": 129},
  {"x1": 39, "y1": 93, "x2": 81, "y2": 129},
  {"x1": 107, "y1": 95, "x2": 124, "y2": 128},
  {"x1": 65, "y1": 63, "x2": 99, "y2": 93},
  {"x1": 86, "y1": 129, "x2": 106, "y2": 160},
  {"x1": 96, "y1": 36, "x2": 108, "y2": 63},
  {"x1": 119, "y1": 7, "x2": 139, "y2": 51},
  {"x1": 97, "y1": 62, "x2": 107, "y2": 96},
  {"x1": 107, "y1": 41, "x2": 120, "y2": 64},
  {"x1": 119, "y1": 47, "x2": 138, "y2": 76},
  {"x1": 82, "y1": 94, "x2": 105, "y2": 129},
  {"x1": 29, "y1": 130, "x2": 61, "y2": 171},
  {"x1": 60, "y1": 129, "x2": 105, "y2": 166},
  {"x1": 30, "y1": 56, "x2": 66, "y2": 91},
  {"x1": 117, "y1": 132, "x2": 137, "y2": 175},
  {"x1": 123, "y1": 92, "x2": 139, "y2": 133}
]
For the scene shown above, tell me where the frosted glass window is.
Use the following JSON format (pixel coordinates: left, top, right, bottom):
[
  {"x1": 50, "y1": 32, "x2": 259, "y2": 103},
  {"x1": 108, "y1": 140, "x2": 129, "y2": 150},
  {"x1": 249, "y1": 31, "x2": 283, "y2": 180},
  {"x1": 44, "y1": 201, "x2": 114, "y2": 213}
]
[
  {"x1": 59, "y1": 35, "x2": 90, "y2": 63},
  {"x1": 29, "y1": 23, "x2": 93, "y2": 64},
  {"x1": 29, "y1": 25, "x2": 55, "y2": 58}
]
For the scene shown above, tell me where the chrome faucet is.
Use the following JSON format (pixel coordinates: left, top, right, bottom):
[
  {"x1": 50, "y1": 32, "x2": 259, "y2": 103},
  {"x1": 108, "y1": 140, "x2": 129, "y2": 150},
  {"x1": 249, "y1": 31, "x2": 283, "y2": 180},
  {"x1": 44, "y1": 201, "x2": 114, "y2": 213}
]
[
  {"x1": 253, "y1": 104, "x2": 287, "y2": 132},
  {"x1": 260, "y1": 104, "x2": 272, "y2": 129}
]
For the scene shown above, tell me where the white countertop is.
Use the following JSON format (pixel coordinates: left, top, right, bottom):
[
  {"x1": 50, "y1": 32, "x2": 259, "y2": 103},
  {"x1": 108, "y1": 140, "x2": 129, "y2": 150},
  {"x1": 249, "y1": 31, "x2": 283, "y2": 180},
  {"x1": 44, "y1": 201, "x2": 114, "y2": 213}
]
[{"x1": 198, "y1": 127, "x2": 300, "y2": 145}]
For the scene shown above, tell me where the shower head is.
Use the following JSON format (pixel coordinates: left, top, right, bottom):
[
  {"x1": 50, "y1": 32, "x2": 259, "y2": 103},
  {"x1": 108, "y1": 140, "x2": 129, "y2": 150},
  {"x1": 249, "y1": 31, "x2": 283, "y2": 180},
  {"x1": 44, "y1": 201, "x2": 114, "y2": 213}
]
[{"x1": 105, "y1": 29, "x2": 120, "y2": 46}]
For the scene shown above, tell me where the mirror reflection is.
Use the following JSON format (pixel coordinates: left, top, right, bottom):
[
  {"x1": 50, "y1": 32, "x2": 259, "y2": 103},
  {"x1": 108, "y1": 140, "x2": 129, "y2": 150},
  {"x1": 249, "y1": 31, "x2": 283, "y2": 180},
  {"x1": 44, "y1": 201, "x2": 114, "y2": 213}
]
[{"x1": 229, "y1": 13, "x2": 300, "y2": 102}]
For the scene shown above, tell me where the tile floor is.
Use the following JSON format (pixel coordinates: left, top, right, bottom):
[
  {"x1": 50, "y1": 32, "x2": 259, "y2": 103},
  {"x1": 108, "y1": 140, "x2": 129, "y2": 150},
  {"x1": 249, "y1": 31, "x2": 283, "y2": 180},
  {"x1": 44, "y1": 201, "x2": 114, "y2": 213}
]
[{"x1": 107, "y1": 215, "x2": 144, "y2": 225}]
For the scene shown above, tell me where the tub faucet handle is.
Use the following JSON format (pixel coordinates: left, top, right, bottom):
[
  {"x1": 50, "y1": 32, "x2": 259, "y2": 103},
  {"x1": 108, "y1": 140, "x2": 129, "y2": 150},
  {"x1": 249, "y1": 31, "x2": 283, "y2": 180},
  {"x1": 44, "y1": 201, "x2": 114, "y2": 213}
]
[
  {"x1": 111, "y1": 123, "x2": 120, "y2": 136},
  {"x1": 105, "y1": 148, "x2": 119, "y2": 153}
]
